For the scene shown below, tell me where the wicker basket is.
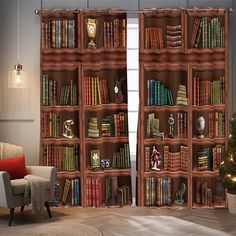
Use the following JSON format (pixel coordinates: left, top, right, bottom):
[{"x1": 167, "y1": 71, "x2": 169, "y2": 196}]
[{"x1": 227, "y1": 192, "x2": 236, "y2": 214}]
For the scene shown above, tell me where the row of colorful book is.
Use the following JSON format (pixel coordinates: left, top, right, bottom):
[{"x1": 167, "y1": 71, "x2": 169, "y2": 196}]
[
  {"x1": 196, "y1": 145, "x2": 225, "y2": 171},
  {"x1": 62, "y1": 178, "x2": 80, "y2": 206},
  {"x1": 104, "y1": 176, "x2": 131, "y2": 206},
  {"x1": 177, "y1": 112, "x2": 188, "y2": 139},
  {"x1": 103, "y1": 18, "x2": 126, "y2": 48},
  {"x1": 41, "y1": 19, "x2": 75, "y2": 49},
  {"x1": 195, "y1": 180, "x2": 213, "y2": 206},
  {"x1": 41, "y1": 112, "x2": 60, "y2": 138},
  {"x1": 166, "y1": 24, "x2": 182, "y2": 49},
  {"x1": 88, "y1": 112, "x2": 129, "y2": 138},
  {"x1": 147, "y1": 79, "x2": 174, "y2": 106},
  {"x1": 193, "y1": 76, "x2": 224, "y2": 106},
  {"x1": 86, "y1": 177, "x2": 103, "y2": 207},
  {"x1": 145, "y1": 24, "x2": 182, "y2": 49},
  {"x1": 42, "y1": 144, "x2": 79, "y2": 172},
  {"x1": 111, "y1": 143, "x2": 131, "y2": 168},
  {"x1": 84, "y1": 76, "x2": 109, "y2": 106},
  {"x1": 164, "y1": 145, "x2": 188, "y2": 172},
  {"x1": 207, "y1": 111, "x2": 225, "y2": 138},
  {"x1": 59, "y1": 83, "x2": 78, "y2": 105},
  {"x1": 145, "y1": 176, "x2": 172, "y2": 206},
  {"x1": 191, "y1": 17, "x2": 224, "y2": 49},
  {"x1": 145, "y1": 27, "x2": 164, "y2": 49},
  {"x1": 42, "y1": 74, "x2": 78, "y2": 106}
]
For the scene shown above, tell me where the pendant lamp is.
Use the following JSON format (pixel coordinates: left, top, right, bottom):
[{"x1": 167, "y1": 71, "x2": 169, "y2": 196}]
[{"x1": 8, "y1": 0, "x2": 29, "y2": 88}]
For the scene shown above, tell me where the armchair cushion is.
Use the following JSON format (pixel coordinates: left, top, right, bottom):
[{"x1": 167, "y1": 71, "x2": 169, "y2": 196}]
[
  {"x1": 11, "y1": 179, "x2": 27, "y2": 195},
  {"x1": 0, "y1": 156, "x2": 28, "y2": 180}
]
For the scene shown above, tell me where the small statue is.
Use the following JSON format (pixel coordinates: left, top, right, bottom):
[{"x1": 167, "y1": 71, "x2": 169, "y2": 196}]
[
  {"x1": 151, "y1": 145, "x2": 162, "y2": 171},
  {"x1": 174, "y1": 182, "x2": 186, "y2": 205},
  {"x1": 168, "y1": 113, "x2": 174, "y2": 138},
  {"x1": 62, "y1": 119, "x2": 74, "y2": 139}
]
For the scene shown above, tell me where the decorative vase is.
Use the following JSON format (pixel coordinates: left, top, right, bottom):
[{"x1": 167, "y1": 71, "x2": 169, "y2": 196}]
[
  {"x1": 227, "y1": 192, "x2": 236, "y2": 214},
  {"x1": 196, "y1": 116, "x2": 205, "y2": 138}
]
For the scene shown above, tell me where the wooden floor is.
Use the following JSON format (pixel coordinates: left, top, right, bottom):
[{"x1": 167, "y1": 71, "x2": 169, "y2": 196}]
[{"x1": 1, "y1": 206, "x2": 236, "y2": 235}]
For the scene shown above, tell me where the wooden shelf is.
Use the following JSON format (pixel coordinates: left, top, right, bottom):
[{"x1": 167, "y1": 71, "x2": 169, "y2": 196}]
[
  {"x1": 192, "y1": 203, "x2": 225, "y2": 209},
  {"x1": 144, "y1": 138, "x2": 188, "y2": 145},
  {"x1": 192, "y1": 105, "x2": 226, "y2": 111},
  {"x1": 84, "y1": 48, "x2": 126, "y2": 54},
  {"x1": 42, "y1": 48, "x2": 79, "y2": 54},
  {"x1": 84, "y1": 103, "x2": 127, "y2": 111},
  {"x1": 192, "y1": 137, "x2": 226, "y2": 145},
  {"x1": 42, "y1": 138, "x2": 80, "y2": 145},
  {"x1": 41, "y1": 106, "x2": 80, "y2": 112},
  {"x1": 144, "y1": 171, "x2": 188, "y2": 178},
  {"x1": 57, "y1": 170, "x2": 80, "y2": 178},
  {"x1": 186, "y1": 48, "x2": 225, "y2": 54},
  {"x1": 192, "y1": 170, "x2": 219, "y2": 177},
  {"x1": 144, "y1": 203, "x2": 188, "y2": 209},
  {"x1": 85, "y1": 137, "x2": 128, "y2": 144},
  {"x1": 144, "y1": 105, "x2": 187, "y2": 112},
  {"x1": 86, "y1": 169, "x2": 131, "y2": 177},
  {"x1": 141, "y1": 48, "x2": 184, "y2": 54}
]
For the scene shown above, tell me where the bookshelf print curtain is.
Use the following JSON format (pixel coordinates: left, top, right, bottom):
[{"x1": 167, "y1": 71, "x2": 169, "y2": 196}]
[
  {"x1": 138, "y1": 8, "x2": 227, "y2": 208},
  {"x1": 83, "y1": 9, "x2": 131, "y2": 207},
  {"x1": 138, "y1": 9, "x2": 188, "y2": 207},
  {"x1": 41, "y1": 9, "x2": 131, "y2": 207}
]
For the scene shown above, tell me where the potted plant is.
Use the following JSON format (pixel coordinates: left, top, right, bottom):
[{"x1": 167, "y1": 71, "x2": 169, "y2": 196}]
[{"x1": 220, "y1": 113, "x2": 236, "y2": 214}]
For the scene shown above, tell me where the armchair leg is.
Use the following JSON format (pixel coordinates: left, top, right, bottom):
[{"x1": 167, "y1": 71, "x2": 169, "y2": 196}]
[
  {"x1": 9, "y1": 208, "x2": 15, "y2": 226},
  {"x1": 45, "y1": 202, "x2": 52, "y2": 218},
  {"x1": 21, "y1": 206, "x2": 25, "y2": 212}
]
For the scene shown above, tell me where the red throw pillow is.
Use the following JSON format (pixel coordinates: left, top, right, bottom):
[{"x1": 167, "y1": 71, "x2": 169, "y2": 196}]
[{"x1": 0, "y1": 156, "x2": 28, "y2": 179}]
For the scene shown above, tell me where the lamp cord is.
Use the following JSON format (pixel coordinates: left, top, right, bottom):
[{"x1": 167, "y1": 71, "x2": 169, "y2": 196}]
[{"x1": 17, "y1": 0, "x2": 19, "y2": 64}]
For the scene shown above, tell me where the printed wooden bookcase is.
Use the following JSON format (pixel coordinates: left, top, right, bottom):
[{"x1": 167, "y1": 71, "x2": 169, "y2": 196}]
[
  {"x1": 40, "y1": 9, "x2": 131, "y2": 207},
  {"x1": 82, "y1": 61, "x2": 131, "y2": 207},
  {"x1": 138, "y1": 8, "x2": 228, "y2": 209}
]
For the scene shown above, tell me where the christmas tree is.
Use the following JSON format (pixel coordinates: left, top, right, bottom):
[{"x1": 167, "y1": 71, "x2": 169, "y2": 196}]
[{"x1": 220, "y1": 113, "x2": 236, "y2": 194}]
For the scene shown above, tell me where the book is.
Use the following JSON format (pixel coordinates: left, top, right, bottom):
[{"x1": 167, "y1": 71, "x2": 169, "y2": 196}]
[
  {"x1": 88, "y1": 117, "x2": 99, "y2": 138},
  {"x1": 176, "y1": 84, "x2": 187, "y2": 106},
  {"x1": 62, "y1": 179, "x2": 71, "y2": 205}
]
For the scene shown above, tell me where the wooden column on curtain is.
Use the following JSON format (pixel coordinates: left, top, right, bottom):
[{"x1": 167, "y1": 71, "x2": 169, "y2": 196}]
[
  {"x1": 138, "y1": 8, "x2": 228, "y2": 209},
  {"x1": 40, "y1": 9, "x2": 131, "y2": 207}
]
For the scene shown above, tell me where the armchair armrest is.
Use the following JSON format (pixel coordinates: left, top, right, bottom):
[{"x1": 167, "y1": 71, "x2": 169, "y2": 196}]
[
  {"x1": 0, "y1": 171, "x2": 14, "y2": 208},
  {"x1": 26, "y1": 166, "x2": 57, "y2": 199}
]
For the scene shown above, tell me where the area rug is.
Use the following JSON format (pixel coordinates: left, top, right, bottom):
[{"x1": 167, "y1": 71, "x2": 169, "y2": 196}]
[{"x1": 0, "y1": 222, "x2": 102, "y2": 236}]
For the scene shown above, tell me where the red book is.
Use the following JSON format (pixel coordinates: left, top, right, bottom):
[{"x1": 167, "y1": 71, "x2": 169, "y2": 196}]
[
  {"x1": 145, "y1": 28, "x2": 150, "y2": 49},
  {"x1": 191, "y1": 18, "x2": 201, "y2": 47},
  {"x1": 145, "y1": 146, "x2": 150, "y2": 171}
]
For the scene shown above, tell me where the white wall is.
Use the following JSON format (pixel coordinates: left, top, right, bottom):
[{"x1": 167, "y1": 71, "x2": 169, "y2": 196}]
[{"x1": 0, "y1": 0, "x2": 234, "y2": 166}]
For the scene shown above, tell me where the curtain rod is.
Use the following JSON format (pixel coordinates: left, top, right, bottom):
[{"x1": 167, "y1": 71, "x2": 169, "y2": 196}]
[{"x1": 34, "y1": 8, "x2": 233, "y2": 15}]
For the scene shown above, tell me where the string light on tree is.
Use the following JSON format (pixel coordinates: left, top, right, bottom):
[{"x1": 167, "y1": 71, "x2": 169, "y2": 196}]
[{"x1": 220, "y1": 112, "x2": 236, "y2": 194}]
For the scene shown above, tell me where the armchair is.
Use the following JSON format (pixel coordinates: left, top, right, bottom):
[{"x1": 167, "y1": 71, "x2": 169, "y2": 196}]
[{"x1": 0, "y1": 142, "x2": 56, "y2": 226}]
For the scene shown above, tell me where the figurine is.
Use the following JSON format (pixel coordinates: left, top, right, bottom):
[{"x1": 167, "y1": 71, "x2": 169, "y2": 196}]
[
  {"x1": 168, "y1": 113, "x2": 174, "y2": 138},
  {"x1": 174, "y1": 182, "x2": 186, "y2": 205},
  {"x1": 62, "y1": 119, "x2": 74, "y2": 139},
  {"x1": 151, "y1": 145, "x2": 162, "y2": 171}
]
